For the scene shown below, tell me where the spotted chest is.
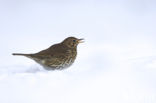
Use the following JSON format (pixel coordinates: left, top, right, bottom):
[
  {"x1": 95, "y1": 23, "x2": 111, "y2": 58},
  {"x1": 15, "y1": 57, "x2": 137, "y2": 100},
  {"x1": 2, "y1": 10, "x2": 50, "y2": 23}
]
[
  {"x1": 41, "y1": 49, "x2": 77, "y2": 70},
  {"x1": 56, "y1": 49, "x2": 77, "y2": 69}
]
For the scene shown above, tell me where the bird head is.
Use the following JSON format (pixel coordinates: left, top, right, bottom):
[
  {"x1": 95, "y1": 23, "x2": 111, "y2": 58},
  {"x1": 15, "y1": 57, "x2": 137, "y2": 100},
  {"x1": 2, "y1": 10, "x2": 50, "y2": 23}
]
[{"x1": 62, "y1": 37, "x2": 84, "y2": 48}]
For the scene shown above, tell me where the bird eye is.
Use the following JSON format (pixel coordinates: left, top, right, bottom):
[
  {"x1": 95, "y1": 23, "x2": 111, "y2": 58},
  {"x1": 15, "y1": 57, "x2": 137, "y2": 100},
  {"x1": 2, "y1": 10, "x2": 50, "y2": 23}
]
[{"x1": 73, "y1": 40, "x2": 76, "y2": 42}]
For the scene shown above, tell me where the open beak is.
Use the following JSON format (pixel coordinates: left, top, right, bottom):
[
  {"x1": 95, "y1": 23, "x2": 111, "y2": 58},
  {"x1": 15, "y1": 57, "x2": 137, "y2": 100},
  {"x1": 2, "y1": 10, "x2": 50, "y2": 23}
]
[{"x1": 78, "y1": 38, "x2": 85, "y2": 43}]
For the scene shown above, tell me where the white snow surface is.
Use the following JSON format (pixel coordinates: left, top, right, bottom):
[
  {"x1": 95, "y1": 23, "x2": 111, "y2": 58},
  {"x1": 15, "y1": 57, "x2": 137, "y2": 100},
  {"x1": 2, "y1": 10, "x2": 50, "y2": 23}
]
[{"x1": 0, "y1": 0, "x2": 156, "y2": 103}]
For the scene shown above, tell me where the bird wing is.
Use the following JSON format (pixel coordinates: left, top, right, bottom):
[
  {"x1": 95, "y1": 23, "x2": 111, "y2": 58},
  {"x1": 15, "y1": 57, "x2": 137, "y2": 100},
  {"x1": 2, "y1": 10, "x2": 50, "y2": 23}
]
[{"x1": 30, "y1": 44, "x2": 69, "y2": 62}]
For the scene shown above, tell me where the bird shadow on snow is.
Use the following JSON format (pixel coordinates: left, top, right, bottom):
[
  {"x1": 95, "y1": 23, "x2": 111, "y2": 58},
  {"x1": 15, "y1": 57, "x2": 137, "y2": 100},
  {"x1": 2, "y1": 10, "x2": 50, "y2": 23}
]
[
  {"x1": 1, "y1": 55, "x2": 156, "y2": 76},
  {"x1": 0, "y1": 64, "x2": 47, "y2": 75}
]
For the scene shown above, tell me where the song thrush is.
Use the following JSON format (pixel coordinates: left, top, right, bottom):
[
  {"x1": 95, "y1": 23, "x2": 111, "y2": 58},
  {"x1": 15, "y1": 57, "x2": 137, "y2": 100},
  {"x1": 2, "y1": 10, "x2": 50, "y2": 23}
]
[{"x1": 12, "y1": 37, "x2": 84, "y2": 70}]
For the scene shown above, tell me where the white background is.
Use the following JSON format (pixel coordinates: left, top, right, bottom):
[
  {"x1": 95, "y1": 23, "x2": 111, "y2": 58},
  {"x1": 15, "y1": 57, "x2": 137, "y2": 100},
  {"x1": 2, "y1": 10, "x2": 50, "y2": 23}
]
[{"x1": 0, "y1": 0, "x2": 156, "y2": 103}]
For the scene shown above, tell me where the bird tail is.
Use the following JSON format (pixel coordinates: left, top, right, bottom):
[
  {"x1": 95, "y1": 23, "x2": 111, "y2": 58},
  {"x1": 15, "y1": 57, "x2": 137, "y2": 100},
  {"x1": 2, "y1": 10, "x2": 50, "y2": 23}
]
[
  {"x1": 12, "y1": 53, "x2": 28, "y2": 56},
  {"x1": 12, "y1": 53, "x2": 33, "y2": 58}
]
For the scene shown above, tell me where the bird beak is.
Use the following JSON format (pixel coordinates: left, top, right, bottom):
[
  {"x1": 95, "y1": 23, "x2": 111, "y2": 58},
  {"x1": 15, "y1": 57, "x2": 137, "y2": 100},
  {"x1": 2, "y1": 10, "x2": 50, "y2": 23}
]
[{"x1": 78, "y1": 38, "x2": 85, "y2": 43}]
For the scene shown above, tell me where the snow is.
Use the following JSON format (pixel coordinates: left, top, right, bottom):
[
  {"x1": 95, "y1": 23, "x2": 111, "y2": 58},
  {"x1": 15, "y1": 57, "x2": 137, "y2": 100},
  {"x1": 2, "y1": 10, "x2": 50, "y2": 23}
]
[{"x1": 0, "y1": 0, "x2": 156, "y2": 103}]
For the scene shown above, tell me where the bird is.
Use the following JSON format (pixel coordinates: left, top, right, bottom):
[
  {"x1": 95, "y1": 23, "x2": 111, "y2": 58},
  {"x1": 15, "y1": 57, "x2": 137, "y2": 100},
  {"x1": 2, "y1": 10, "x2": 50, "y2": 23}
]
[{"x1": 12, "y1": 37, "x2": 84, "y2": 70}]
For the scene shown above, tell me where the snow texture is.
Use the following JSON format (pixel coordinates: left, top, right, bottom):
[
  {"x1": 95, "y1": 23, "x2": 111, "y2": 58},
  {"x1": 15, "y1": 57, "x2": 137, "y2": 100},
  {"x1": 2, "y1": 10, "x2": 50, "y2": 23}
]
[{"x1": 0, "y1": 0, "x2": 156, "y2": 103}]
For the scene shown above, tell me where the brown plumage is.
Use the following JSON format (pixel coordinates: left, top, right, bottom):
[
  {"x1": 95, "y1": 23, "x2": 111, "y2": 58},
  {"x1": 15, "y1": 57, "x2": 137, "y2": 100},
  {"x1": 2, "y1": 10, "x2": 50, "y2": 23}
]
[{"x1": 12, "y1": 37, "x2": 84, "y2": 70}]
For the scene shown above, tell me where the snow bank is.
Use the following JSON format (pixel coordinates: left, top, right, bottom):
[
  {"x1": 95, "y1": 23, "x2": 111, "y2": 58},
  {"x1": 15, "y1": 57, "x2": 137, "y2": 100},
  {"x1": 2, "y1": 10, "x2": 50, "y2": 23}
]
[{"x1": 0, "y1": 0, "x2": 156, "y2": 103}]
